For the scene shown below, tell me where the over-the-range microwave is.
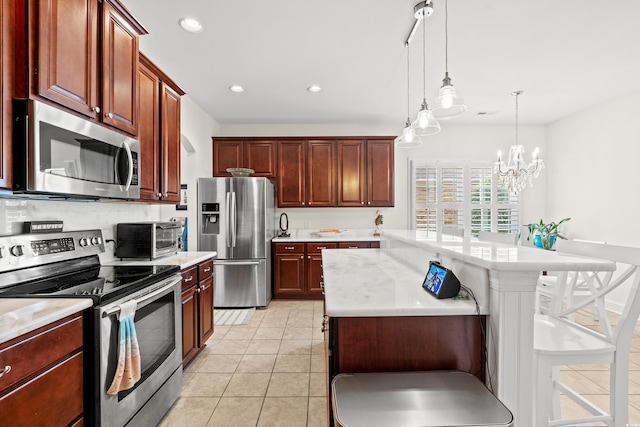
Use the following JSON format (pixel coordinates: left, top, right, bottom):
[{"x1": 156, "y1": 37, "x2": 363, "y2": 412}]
[{"x1": 12, "y1": 99, "x2": 140, "y2": 200}]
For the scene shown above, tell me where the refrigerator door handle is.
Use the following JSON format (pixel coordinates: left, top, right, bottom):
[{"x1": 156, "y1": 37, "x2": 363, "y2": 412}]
[
  {"x1": 215, "y1": 260, "x2": 261, "y2": 266},
  {"x1": 225, "y1": 191, "x2": 232, "y2": 248},
  {"x1": 230, "y1": 191, "x2": 237, "y2": 247}
]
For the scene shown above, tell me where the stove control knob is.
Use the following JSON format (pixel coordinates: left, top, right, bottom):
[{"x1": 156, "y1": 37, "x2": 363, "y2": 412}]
[
  {"x1": 79, "y1": 238, "x2": 89, "y2": 247},
  {"x1": 91, "y1": 237, "x2": 101, "y2": 246},
  {"x1": 10, "y1": 245, "x2": 24, "y2": 257}
]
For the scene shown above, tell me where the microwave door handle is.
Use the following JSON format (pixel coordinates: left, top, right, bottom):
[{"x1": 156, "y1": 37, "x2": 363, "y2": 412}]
[
  {"x1": 231, "y1": 191, "x2": 237, "y2": 247},
  {"x1": 118, "y1": 142, "x2": 134, "y2": 190}
]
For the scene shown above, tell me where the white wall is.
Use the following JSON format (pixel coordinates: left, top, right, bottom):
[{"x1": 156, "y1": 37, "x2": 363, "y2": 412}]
[
  {"x1": 546, "y1": 89, "x2": 640, "y2": 247},
  {"x1": 219, "y1": 122, "x2": 548, "y2": 231}
]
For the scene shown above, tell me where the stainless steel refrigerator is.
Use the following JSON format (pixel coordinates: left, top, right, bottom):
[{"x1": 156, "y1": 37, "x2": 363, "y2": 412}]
[{"x1": 197, "y1": 177, "x2": 275, "y2": 308}]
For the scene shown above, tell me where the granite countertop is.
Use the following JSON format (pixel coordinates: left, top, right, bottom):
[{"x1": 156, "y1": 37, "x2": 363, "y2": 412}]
[
  {"x1": 272, "y1": 229, "x2": 381, "y2": 243},
  {"x1": 0, "y1": 298, "x2": 93, "y2": 344},
  {"x1": 322, "y1": 249, "x2": 481, "y2": 317},
  {"x1": 105, "y1": 251, "x2": 217, "y2": 270}
]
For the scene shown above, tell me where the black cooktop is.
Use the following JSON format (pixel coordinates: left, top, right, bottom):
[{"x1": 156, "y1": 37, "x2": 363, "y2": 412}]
[{"x1": 0, "y1": 256, "x2": 180, "y2": 304}]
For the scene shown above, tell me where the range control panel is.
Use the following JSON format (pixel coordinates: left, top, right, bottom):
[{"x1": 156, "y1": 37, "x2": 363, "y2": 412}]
[{"x1": 0, "y1": 229, "x2": 105, "y2": 273}]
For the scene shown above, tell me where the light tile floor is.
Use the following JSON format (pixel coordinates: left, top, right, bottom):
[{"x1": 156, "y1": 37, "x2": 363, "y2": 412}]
[{"x1": 159, "y1": 300, "x2": 640, "y2": 426}]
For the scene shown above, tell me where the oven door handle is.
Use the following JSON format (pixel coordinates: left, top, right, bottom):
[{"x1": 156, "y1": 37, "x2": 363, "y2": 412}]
[
  {"x1": 215, "y1": 260, "x2": 261, "y2": 266},
  {"x1": 101, "y1": 276, "x2": 180, "y2": 318}
]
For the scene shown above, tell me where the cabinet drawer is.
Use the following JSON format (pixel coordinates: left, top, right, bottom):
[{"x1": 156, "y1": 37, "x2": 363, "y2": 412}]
[
  {"x1": 306, "y1": 242, "x2": 338, "y2": 253},
  {"x1": 338, "y1": 242, "x2": 370, "y2": 249},
  {"x1": 181, "y1": 265, "x2": 198, "y2": 290},
  {"x1": 0, "y1": 351, "x2": 83, "y2": 426},
  {"x1": 0, "y1": 314, "x2": 83, "y2": 396},
  {"x1": 198, "y1": 259, "x2": 214, "y2": 280},
  {"x1": 274, "y1": 243, "x2": 305, "y2": 253}
]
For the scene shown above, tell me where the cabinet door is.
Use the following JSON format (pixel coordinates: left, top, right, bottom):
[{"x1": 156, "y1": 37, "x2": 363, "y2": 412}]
[
  {"x1": 366, "y1": 140, "x2": 394, "y2": 207},
  {"x1": 137, "y1": 61, "x2": 160, "y2": 200},
  {"x1": 306, "y1": 253, "x2": 325, "y2": 294},
  {"x1": 277, "y1": 140, "x2": 306, "y2": 207},
  {"x1": 244, "y1": 140, "x2": 277, "y2": 177},
  {"x1": 337, "y1": 140, "x2": 366, "y2": 207},
  {"x1": 0, "y1": 0, "x2": 12, "y2": 189},
  {"x1": 181, "y1": 285, "x2": 198, "y2": 366},
  {"x1": 274, "y1": 253, "x2": 305, "y2": 295},
  {"x1": 160, "y1": 82, "x2": 181, "y2": 202},
  {"x1": 35, "y1": 0, "x2": 99, "y2": 118},
  {"x1": 213, "y1": 139, "x2": 243, "y2": 176},
  {"x1": 101, "y1": 0, "x2": 138, "y2": 135},
  {"x1": 307, "y1": 140, "x2": 335, "y2": 207},
  {"x1": 198, "y1": 275, "x2": 215, "y2": 345}
]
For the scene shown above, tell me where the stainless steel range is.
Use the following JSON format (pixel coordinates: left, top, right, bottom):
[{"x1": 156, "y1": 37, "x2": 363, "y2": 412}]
[{"x1": 0, "y1": 229, "x2": 183, "y2": 427}]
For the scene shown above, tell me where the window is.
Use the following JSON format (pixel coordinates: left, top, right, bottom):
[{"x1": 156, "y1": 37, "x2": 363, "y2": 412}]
[{"x1": 410, "y1": 159, "x2": 519, "y2": 237}]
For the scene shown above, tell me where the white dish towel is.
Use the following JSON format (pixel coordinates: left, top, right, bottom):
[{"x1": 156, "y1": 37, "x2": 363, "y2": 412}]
[{"x1": 107, "y1": 300, "x2": 141, "y2": 395}]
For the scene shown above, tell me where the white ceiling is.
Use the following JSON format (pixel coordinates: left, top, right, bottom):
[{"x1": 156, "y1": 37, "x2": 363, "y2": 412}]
[{"x1": 120, "y1": 0, "x2": 640, "y2": 127}]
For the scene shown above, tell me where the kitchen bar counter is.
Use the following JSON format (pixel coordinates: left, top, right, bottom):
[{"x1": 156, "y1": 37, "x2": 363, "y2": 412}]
[
  {"x1": 322, "y1": 249, "x2": 480, "y2": 317},
  {"x1": 321, "y1": 229, "x2": 617, "y2": 427},
  {"x1": 106, "y1": 251, "x2": 217, "y2": 269},
  {"x1": 0, "y1": 298, "x2": 93, "y2": 344},
  {"x1": 272, "y1": 229, "x2": 380, "y2": 243}
]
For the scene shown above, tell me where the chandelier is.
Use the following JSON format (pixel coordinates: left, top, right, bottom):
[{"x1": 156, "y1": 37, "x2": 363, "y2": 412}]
[
  {"x1": 494, "y1": 90, "x2": 544, "y2": 194},
  {"x1": 395, "y1": 44, "x2": 423, "y2": 148}
]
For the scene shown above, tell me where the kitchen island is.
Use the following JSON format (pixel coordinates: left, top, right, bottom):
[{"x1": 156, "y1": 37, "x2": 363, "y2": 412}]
[{"x1": 321, "y1": 230, "x2": 616, "y2": 427}]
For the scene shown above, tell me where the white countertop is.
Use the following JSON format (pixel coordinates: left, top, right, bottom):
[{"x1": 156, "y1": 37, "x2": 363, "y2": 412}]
[
  {"x1": 272, "y1": 228, "x2": 380, "y2": 243},
  {"x1": 106, "y1": 251, "x2": 217, "y2": 270},
  {"x1": 382, "y1": 229, "x2": 616, "y2": 272},
  {"x1": 0, "y1": 298, "x2": 93, "y2": 344},
  {"x1": 322, "y1": 249, "x2": 481, "y2": 317}
]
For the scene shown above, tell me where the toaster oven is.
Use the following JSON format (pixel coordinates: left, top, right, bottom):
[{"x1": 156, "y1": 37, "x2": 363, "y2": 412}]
[{"x1": 115, "y1": 222, "x2": 180, "y2": 260}]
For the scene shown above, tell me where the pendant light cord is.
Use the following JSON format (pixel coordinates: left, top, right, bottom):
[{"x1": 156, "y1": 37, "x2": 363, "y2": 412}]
[
  {"x1": 445, "y1": 0, "x2": 449, "y2": 73},
  {"x1": 406, "y1": 45, "x2": 411, "y2": 119},
  {"x1": 422, "y1": 14, "x2": 426, "y2": 101},
  {"x1": 515, "y1": 91, "x2": 520, "y2": 143}
]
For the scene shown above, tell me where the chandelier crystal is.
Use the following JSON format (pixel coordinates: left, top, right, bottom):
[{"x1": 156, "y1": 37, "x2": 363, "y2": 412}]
[{"x1": 494, "y1": 90, "x2": 544, "y2": 194}]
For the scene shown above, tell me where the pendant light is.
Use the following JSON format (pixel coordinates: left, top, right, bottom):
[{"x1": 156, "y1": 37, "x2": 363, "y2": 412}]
[
  {"x1": 432, "y1": 0, "x2": 467, "y2": 119},
  {"x1": 395, "y1": 44, "x2": 423, "y2": 148},
  {"x1": 411, "y1": 9, "x2": 440, "y2": 136}
]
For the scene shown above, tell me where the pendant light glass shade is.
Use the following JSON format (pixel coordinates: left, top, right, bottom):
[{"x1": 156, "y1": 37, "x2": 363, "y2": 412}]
[
  {"x1": 411, "y1": 100, "x2": 441, "y2": 136},
  {"x1": 431, "y1": 0, "x2": 467, "y2": 120},
  {"x1": 432, "y1": 73, "x2": 467, "y2": 119},
  {"x1": 395, "y1": 119, "x2": 423, "y2": 148}
]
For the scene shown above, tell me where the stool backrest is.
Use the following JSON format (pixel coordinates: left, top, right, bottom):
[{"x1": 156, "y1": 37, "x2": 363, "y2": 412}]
[{"x1": 477, "y1": 231, "x2": 518, "y2": 245}]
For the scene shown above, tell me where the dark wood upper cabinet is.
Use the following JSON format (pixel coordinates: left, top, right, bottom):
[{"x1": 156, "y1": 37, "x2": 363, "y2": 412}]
[
  {"x1": 0, "y1": 0, "x2": 13, "y2": 189},
  {"x1": 306, "y1": 140, "x2": 335, "y2": 207},
  {"x1": 212, "y1": 138, "x2": 277, "y2": 177},
  {"x1": 277, "y1": 140, "x2": 306, "y2": 207},
  {"x1": 337, "y1": 140, "x2": 366, "y2": 207},
  {"x1": 160, "y1": 82, "x2": 182, "y2": 202},
  {"x1": 366, "y1": 139, "x2": 395, "y2": 207},
  {"x1": 101, "y1": 0, "x2": 140, "y2": 135},
  {"x1": 137, "y1": 53, "x2": 184, "y2": 203},
  {"x1": 27, "y1": 0, "x2": 146, "y2": 135}
]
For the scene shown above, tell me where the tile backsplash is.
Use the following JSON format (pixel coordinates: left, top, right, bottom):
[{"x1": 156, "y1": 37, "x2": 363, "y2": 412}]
[{"x1": 0, "y1": 198, "x2": 165, "y2": 261}]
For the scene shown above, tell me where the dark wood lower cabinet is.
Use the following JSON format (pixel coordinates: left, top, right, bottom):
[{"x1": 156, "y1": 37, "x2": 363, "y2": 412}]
[
  {"x1": 182, "y1": 258, "x2": 215, "y2": 367},
  {"x1": 0, "y1": 313, "x2": 84, "y2": 426}
]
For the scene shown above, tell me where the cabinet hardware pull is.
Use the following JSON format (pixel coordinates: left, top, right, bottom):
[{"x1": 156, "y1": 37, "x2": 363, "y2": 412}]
[
  {"x1": 92, "y1": 106, "x2": 101, "y2": 113},
  {"x1": 361, "y1": 202, "x2": 364, "y2": 205},
  {"x1": 163, "y1": 193, "x2": 168, "y2": 198},
  {"x1": 0, "y1": 365, "x2": 11, "y2": 378},
  {"x1": 285, "y1": 246, "x2": 294, "y2": 250},
  {"x1": 107, "y1": 112, "x2": 114, "y2": 118},
  {"x1": 197, "y1": 285, "x2": 201, "y2": 293},
  {"x1": 203, "y1": 267, "x2": 211, "y2": 272},
  {"x1": 300, "y1": 256, "x2": 304, "y2": 259},
  {"x1": 368, "y1": 201, "x2": 371, "y2": 205},
  {"x1": 318, "y1": 246, "x2": 326, "y2": 250},
  {"x1": 185, "y1": 276, "x2": 193, "y2": 282},
  {"x1": 307, "y1": 256, "x2": 310, "y2": 259},
  {"x1": 157, "y1": 192, "x2": 162, "y2": 198},
  {"x1": 302, "y1": 202, "x2": 305, "y2": 206}
]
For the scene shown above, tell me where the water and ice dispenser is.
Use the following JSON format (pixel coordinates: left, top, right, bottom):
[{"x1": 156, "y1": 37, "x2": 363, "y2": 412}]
[{"x1": 201, "y1": 203, "x2": 219, "y2": 235}]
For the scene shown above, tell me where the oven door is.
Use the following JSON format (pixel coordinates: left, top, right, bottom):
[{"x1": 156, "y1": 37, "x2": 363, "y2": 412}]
[{"x1": 96, "y1": 274, "x2": 182, "y2": 427}]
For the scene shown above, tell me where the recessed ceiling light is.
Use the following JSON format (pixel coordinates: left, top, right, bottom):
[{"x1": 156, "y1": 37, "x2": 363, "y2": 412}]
[
  {"x1": 178, "y1": 18, "x2": 203, "y2": 33},
  {"x1": 307, "y1": 85, "x2": 322, "y2": 93},
  {"x1": 229, "y1": 85, "x2": 245, "y2": 93}
]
